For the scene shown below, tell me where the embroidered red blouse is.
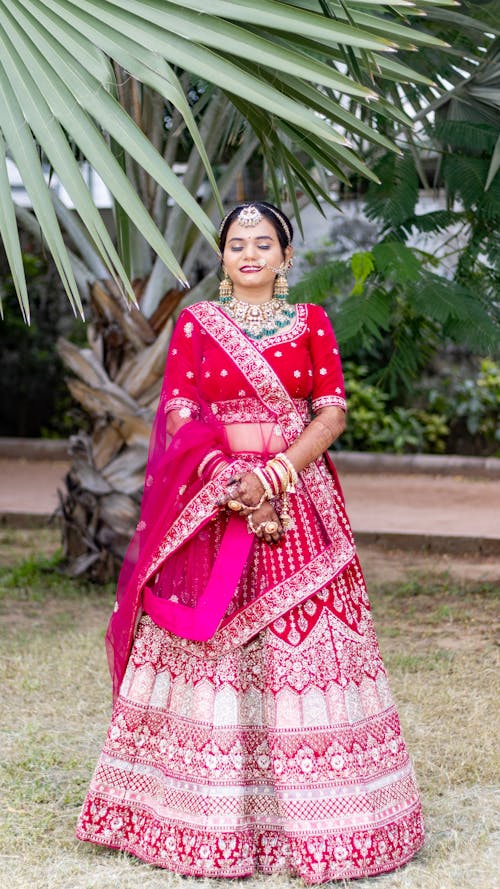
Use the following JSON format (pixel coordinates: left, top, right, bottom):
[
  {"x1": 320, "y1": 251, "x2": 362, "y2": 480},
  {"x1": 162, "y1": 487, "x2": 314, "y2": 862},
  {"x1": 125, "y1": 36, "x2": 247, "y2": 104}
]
[{"x1": 164, "y1": 303, "x2": 346, "y2": 427}]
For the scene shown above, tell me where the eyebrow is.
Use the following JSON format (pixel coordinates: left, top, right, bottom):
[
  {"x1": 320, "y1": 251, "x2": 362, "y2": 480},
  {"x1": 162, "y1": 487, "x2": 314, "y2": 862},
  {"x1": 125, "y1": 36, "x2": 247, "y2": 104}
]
[{"x1": 228, "y1": 235, "x2": 274, "y2": 242}]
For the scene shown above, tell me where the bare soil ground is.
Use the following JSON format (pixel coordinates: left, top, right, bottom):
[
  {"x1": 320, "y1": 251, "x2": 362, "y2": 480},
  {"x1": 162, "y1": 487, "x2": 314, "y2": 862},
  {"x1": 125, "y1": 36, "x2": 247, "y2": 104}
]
[{"x1": 0, "y1": 529, "x2": 498, "y2": 889}]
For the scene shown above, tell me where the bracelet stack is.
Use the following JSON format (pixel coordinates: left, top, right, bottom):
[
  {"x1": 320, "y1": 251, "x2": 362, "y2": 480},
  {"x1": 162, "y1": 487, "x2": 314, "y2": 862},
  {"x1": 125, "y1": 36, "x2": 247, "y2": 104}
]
[
  {"x1": 253, "y1": 452, "x2": 298, "y2": 532},
  {"x1": 224, "y1": 453, "x2": 298, "y2": 534},
  {"x1": 198, "y1": 449, "x2": 228, "y2": 480}
]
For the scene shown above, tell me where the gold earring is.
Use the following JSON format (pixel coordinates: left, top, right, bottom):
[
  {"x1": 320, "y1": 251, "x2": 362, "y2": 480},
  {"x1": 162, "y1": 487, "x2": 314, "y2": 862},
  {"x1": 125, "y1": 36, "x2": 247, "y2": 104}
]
[
  {"x1": 219, "y1": 268, "x2": 233, "y2": 301},
  {"x1": 273, "y1": 264, "x2": 289, "y2": 299}
]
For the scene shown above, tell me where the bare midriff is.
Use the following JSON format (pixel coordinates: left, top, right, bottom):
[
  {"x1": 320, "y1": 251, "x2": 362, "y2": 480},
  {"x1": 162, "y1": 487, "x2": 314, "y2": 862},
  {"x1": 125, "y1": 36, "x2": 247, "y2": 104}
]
[{"x1": 222, "y1": 422, "x2": 285, "y2": 456}]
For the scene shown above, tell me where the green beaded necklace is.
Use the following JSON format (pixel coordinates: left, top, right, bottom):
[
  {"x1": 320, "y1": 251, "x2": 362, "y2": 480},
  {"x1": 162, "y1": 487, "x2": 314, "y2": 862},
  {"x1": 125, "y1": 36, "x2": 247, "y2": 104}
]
[{"x1": 219, "y1": 295, "x2": 296, "y2": 341}]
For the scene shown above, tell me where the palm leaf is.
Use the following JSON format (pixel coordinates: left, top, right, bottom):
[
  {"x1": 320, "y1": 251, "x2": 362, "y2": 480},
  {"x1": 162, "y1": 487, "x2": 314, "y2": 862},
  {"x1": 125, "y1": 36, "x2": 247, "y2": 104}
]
[
  {"x1": 485, "y1": 134, "x2": 500, "y2": 191},
  {"x1": 0, "y1": 0, "x2": 490, "y2": 315},
  {"x1": 158, "y1": 0, "x2": 397, "y2": 49},
  {"x1": 0, "y1": 57, "x2": 83, "y2": 317},
  {"x1": 0, "y1": 133, "x2": 30, "y2": 321}
]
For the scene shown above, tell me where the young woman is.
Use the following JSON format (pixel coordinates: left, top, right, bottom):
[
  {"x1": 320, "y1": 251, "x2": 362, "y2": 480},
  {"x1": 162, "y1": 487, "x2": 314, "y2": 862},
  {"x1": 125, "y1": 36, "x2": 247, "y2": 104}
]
[{"x1": 77, "y1": 201, "x2": 424, "y2": 883}]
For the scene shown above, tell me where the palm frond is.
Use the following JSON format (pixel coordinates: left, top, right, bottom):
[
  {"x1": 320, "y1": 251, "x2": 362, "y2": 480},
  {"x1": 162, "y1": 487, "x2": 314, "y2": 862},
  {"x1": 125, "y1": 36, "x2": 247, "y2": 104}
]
[{"x1": 0, "y1": 0, "x2": 495, "y2": 316}]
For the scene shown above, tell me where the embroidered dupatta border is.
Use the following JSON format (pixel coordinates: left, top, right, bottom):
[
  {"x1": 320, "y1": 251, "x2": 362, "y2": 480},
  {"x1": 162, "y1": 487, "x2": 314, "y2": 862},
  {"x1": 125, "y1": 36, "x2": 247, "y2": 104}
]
[{"x1": 136, "y1": 458, "x2": 248, "y2": 590}]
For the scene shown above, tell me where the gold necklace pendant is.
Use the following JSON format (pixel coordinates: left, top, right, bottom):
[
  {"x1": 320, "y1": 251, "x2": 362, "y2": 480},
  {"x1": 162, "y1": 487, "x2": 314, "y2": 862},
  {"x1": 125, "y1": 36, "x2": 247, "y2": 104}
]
[{"x1": 220, "y1": 296, "x2": 295, "y2": 340}]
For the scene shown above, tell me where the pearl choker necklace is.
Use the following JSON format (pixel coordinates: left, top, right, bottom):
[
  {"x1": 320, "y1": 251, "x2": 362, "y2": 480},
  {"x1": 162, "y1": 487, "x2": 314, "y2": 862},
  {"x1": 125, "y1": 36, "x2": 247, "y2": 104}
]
[{"x1": 219, "y1": 295, "x2": 295, "y2": 340}]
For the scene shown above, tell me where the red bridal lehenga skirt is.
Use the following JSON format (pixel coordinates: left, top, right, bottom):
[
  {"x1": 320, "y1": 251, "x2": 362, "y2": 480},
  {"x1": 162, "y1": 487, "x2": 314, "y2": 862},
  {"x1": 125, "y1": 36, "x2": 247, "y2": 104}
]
[{"x1": 76, "y1": 524, "x2": 425, "y2": 883}]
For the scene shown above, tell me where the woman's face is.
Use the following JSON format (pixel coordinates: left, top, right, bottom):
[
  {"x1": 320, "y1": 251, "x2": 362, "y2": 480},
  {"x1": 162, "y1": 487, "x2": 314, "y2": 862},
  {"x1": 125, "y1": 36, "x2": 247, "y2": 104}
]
[{"x1": 222, "y1": 216, "x2": 293, "y2": 296}]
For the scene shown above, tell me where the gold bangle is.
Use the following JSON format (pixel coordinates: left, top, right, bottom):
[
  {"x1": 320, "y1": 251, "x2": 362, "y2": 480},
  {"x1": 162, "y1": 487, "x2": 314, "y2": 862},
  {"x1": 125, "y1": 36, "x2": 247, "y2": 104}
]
[
  {"x1": 198, "y1": 449, "x2": 224, "y2": 478},
  {"x1": 265, "y1": 463, "x2": 283, "y2": 496},
  {"x1": 253, "y1": 467, "x2": 274, "y2": 500},
  {"x1": 275, "y1": 452, "x2": 298, "y2": 485},
  {"x1": 265, "y1": 458, "x2": 289, "y2": 494}
]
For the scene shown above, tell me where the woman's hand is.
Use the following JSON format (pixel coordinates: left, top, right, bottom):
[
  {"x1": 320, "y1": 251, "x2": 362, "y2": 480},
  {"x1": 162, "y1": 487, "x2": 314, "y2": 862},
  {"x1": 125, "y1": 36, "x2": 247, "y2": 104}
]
[
  {"x1": 218, "y1": 471, "x2": 265, "y2": 510},
  {"x1": 232, "y1": 471, "x2": 266, "y2": 507},
  {"x1": 218, "y1": 471, "x2": 282, "y2": 543},
  {"x1": 247, "y1": 501, "x2": 283, "y2": 544}
]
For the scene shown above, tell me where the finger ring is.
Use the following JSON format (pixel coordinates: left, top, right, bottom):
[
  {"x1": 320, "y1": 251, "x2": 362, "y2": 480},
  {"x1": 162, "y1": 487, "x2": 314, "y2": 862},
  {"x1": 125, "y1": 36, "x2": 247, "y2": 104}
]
[
  {"x1": 247, "y1": 515, "x2": 258, "y2": 534},
  {"x1": 265, "y1": 521, "x2": 278, "y2": 534},
  {"x1": 228, "y1": 499, "x2": 244, "y2": 512}
]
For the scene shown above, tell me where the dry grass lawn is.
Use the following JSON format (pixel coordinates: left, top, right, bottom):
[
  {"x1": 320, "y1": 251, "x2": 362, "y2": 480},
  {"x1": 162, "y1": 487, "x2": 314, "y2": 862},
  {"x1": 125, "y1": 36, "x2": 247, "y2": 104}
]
[{"x1": 0, "y1": 528, "x2": 498, "y2": 889}]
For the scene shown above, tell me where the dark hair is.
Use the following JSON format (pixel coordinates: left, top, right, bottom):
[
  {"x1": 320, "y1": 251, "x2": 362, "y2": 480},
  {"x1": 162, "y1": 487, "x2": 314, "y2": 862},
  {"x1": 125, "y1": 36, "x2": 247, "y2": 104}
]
[{"x1": 219, "y1": 201, "x2": 294, "y2": 254}]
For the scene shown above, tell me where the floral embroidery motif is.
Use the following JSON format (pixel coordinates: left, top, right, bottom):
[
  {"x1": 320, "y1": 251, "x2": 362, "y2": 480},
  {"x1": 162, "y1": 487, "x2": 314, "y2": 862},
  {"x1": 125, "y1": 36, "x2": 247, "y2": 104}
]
[
  {"x1": 184, "y1": 322, "x2": 194, "y2": 338},
  {"x1": 319, "y1": 368, "x2": 327, "y2": 375},
  {"x1": 206, "y1": 397, "x2": 310, "y2": 425},
  {"x1": 77, "y1": 573, "x2": 424, "y2": 881}
]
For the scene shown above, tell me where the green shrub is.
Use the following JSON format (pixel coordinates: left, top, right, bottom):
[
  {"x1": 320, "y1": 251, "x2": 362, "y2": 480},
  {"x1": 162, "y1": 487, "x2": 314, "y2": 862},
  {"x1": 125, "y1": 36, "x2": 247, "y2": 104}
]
[
  {"x1": 426, "y1": 359, "x2": 500, "y2": 456},
  {"x1": 336, "y1": 363, "x2": 450, "y2": 454}
]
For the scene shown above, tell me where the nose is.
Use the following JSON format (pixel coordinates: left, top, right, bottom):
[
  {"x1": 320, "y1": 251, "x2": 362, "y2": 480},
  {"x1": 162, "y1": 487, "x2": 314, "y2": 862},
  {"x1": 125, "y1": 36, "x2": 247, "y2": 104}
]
[{"x1": 242, "y1": 241, "x2": 258, "y2": 261}]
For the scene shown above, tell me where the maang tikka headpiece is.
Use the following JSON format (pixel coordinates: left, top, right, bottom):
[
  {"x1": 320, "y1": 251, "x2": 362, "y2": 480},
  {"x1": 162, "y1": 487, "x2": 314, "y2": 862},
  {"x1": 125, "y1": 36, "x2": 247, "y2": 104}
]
[
  {"x1": 237, "y1": 205, "x2": 263, "y2": 227},
  {"x1": 219, "y1": 203, "x2": 292, "y2": 247}
]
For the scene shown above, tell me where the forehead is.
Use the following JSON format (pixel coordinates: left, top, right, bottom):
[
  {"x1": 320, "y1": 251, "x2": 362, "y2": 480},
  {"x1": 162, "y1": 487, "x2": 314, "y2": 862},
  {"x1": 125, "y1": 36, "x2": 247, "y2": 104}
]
[{"x1": 226, "y1": 217, "x2": 278, "y2": 241}]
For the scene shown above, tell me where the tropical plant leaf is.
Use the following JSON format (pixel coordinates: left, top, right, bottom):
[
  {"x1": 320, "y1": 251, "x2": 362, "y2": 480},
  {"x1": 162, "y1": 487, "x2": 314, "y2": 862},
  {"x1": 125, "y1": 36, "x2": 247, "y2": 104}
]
[
  {"x1": 0, "y1": 133, "x2": 29, "y2": 321},
  {"x1": 289, "y1": 260, "x2": 354, "y2": 305},
  {"x1": 372, "y1": 242, "x2": 421, "y2": 282},
  {"x1": 411, "y1": 273, "x2": 500, "y2": 352},
  {"x1": 0, "y1": 0, "x2": 494, "y2": 316},
  {"x1": 0, "y1": 58, "x2": 84, "y2": 317},
  {"x1": 433, "y1": 120, "x2": 499, "y2": 155},
  {"x1": 394, "y1": 209, "x2": 462, "y2": 238},
  {"x1": 351, "y1": 251, "x2": 375, "y2": 295},
  {"x1": 334, "y1": 287, "x2": 393, "y2": 347},
  {"x1": 443, "y1": 155, "x2": 491, "y2": 209},
  {"x1": 485, "y1": 134, "x2": 500, "y2": 190},
  {"x1": 364, "y1": 152, "x2": 419, "y2": 226}
]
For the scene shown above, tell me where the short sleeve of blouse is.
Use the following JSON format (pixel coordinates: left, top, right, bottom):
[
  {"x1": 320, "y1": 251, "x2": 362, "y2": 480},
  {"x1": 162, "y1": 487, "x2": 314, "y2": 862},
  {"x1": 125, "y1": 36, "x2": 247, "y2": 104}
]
[
  {"x1": 163, "y1": 308, "x2": 200, "y2": 424},
  {"x1": 308, "y1": 304, "x2": 347, "y2": 413}
]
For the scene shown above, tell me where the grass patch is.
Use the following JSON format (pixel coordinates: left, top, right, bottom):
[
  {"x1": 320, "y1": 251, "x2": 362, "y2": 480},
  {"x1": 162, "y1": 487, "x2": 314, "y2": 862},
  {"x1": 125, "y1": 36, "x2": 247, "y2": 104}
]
[{"x1": 0, "y1": 531, "x2": 498, "y2": 889}]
